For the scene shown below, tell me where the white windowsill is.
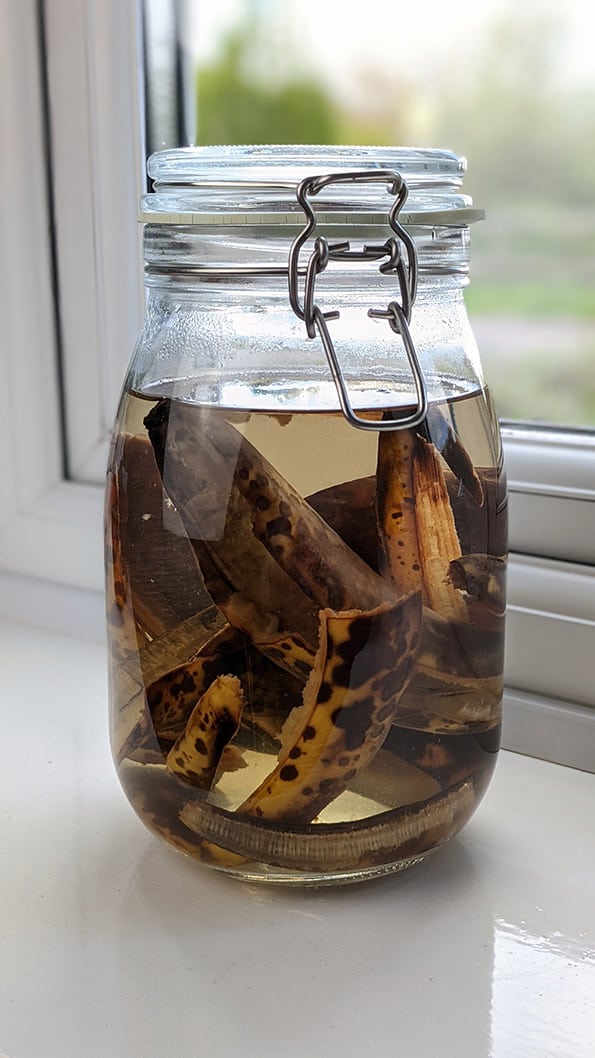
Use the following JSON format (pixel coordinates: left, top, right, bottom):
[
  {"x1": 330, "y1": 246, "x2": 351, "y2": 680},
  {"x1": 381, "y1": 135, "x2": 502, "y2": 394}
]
[
  {"x1": 3, "y1": 551, "x2": 594, "y2": 777},
  {"x1": 1, "y1": 621, "x2": 594, "y2": 1058}
]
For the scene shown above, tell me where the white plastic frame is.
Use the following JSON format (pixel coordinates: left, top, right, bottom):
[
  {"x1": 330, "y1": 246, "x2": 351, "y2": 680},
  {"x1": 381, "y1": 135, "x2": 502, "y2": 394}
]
[{"x1": 0, "y1": 0, "x2": 593, "y2": 769}]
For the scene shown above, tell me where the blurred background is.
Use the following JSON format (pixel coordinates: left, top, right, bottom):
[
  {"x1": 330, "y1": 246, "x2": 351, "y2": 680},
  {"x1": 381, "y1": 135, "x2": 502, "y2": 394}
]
[{"x1": 143, "y1": 0, "x2": 595, "y2": 428}]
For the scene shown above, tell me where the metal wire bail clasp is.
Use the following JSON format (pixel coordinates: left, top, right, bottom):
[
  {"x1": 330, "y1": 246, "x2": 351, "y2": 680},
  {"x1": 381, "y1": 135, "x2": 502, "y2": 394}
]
[{"x1": 287, "y1": 169, "x2": 428, "y2": 431}]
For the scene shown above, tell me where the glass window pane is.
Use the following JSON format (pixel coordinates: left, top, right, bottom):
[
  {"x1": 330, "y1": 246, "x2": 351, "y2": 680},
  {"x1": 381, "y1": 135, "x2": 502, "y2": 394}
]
[{"x1": 146, "y1": 0, "x2": 595, "y2": 429}]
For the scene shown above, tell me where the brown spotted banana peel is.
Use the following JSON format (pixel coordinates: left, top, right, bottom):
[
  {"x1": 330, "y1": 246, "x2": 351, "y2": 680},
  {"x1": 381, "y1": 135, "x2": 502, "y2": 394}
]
[
  {"x1": 106, "y1": 463, "x2": 180, "y2": 661},
  {"x1": 424, "y1": 404, "x2": 484, "y2": 507},
  {"x1": 447, "y1": 554, "x2": 506, "y2": 618},
  {"x1": 144, "y1": 399, "x2": 398, "y2": 704},
  {"x1": 112, "y1": 606, "x2": 229, "y2": 764},
  {"x1": 377, "y1": 429, "x2": 469, "y2": 624},
  {"x1": 145, "y1": 399, "x2": 398, "y2": 617},
  {"x1": 148, "y1": 629, "x2": 308, "y2": 748},
  {"x1": 413, "y1": 436, "x2": 470, "y2": 624},
  {"x1": 236, "y1": 591, "x2": 422, "y2": 826},
  {"x1": 105, "y1": 471, "x2": 141, "y2": 664},
  {"x1": 396, "y1": 670, "x2": 502, "y2": 734},
  {"x1": 231, "y1": 447, "x2": 396, "y2": 614},
  {"x1": 147, "y1": 625, "x2": 246, "y2": 741},
  {"x1": 194, "y1": 544, "x2": 317, "y2": 683},
  {"x1": 144, "y1": 400, "x2": 320, "y2": 645},
  {"x1": 166, "y1": 675, "x2": 246, "y2": 789},
  {"x1": 376, "y1": 428, "x2": 422, "y2": 598}
]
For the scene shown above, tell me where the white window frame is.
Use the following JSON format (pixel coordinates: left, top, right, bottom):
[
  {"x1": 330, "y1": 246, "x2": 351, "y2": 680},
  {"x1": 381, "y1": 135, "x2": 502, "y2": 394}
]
[
  {"x1": 43, "y1": 0, "x2": 146, "y2": 484},
  {"x1": 0, "y1": 0, "x2": 142, "y2": 606},
  {"x1": 504, "y1": 426, "x2": 595, "y2": 565},
  {"x1": 1, "y1": 0, "x2": 594, "y2": 768}
]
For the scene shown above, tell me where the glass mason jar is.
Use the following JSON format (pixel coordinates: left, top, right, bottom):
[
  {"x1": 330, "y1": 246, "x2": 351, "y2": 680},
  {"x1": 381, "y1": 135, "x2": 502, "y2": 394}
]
[{"x1": 106, "y1": 145, "x2": 507, "y2": 885}]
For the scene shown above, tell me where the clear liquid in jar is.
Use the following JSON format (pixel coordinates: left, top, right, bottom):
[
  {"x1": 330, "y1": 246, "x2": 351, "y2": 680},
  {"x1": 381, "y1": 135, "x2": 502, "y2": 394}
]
[{"x1": 106, "y1": 387, "x2": 506, "y2": 884}]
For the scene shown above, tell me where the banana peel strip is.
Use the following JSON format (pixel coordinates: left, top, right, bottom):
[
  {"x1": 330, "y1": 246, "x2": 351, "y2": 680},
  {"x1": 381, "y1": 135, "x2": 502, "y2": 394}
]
[
  {"x1": 377, "y1": 429, "x2": 469, "y2": 624},
  {"x1": 181, "y1": 778, "x2": 475, "y2": 873},
  {"x1": 120, "y1": 757, "x2": 474, "y2": 873},
  {"x1": 237, "y1": 592, "x2": 422, "y2": 825},
  {"x1": 166, "y1": 675, "x2": 246, "y2": 789}
]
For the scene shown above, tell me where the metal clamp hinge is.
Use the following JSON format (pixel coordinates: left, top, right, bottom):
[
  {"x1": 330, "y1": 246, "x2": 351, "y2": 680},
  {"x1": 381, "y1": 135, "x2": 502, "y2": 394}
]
[{"x1": 288, "y1": 170, "x2": 428, "y2": 431}]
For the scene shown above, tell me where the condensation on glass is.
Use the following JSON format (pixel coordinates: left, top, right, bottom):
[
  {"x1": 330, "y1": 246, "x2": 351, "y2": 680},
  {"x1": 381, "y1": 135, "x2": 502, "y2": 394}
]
[{"x1": 105, "y1": 146, "x2": 507, "y2": 884}]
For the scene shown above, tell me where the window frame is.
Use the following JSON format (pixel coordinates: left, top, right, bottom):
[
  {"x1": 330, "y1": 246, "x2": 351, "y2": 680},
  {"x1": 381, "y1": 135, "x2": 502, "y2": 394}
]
[
  {"x1": 0, "y1": 0, "x2": 102, "y2": 592},
  {"x1": 503, "y1": 425, "x2": 595, "y2": 564},
  {"x1": 0, "y1": 0, "x2": 142, "y2": 602},
  {"x1": 43, "y1": 0, "x2": 146, "y2": 485},
  {"x1": 1, "y1": 0, "x2": 593, "y2": 768}
]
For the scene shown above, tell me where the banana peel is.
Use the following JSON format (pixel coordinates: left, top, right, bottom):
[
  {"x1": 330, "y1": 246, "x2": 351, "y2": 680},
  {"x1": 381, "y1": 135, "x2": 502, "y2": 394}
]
[
  {"x1": 237, "y1": 592, "x2": 421, "y2": 825},
  {"x1": 377, "y1": 429, "x2": 469, "y2": 624},
  {"x1": 166, "y1": 675, "x2": 246, "y2": 788}
]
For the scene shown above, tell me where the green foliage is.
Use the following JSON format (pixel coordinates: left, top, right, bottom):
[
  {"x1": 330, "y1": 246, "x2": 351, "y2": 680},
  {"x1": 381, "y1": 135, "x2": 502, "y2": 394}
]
[
  {"x1": 196, "y1": 22, "x2": 337, "y2": 145},
  {"x1": 466, "y1": 283, "x2": 595, "y2": 319},
  {"x1": 432, "y1": 4, "x2": 595, "y2": 207},
  {"x1": 193, "y1": 3, "x2": 595, "y2": 426},
  {"x1": 488, "y1": 338, "x2": 595, "y2": 427}
]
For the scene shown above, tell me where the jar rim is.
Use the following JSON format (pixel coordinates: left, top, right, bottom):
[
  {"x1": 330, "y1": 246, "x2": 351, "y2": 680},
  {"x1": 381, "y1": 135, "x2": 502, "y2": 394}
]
[
  {"x1": 141, "y1": 144, "x2": 483, "y2": 228},
  {"x1": 147, "y1": 144, "x2": 466, "y2": 186}
]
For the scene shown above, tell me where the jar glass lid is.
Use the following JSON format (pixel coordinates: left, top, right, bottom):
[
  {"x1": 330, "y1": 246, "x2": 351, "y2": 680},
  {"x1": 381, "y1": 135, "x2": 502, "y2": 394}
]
[{"x1": 139, "y1": 144, "x2": 483, "y2": 227}]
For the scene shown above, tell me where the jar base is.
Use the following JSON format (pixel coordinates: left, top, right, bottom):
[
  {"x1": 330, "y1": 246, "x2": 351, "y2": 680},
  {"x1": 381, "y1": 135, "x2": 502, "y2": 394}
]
[{"x1": 205, "y1": 851, "x2": 431, "y2": 887}]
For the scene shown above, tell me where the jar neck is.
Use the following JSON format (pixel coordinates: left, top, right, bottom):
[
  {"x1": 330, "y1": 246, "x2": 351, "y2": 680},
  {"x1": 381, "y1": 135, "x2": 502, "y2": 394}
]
[
  {"x1": 142, "y1": 271, "x2": 469, "y2": 312},
  {"x1": 143, "y1": 224, "x2": 471, "y2": 304}
]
